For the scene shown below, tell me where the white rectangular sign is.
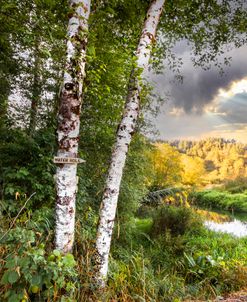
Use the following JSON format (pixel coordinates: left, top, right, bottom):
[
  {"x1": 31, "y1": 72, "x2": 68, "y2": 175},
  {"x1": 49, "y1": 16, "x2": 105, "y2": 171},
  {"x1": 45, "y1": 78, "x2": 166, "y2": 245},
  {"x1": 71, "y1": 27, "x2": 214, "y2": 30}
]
[{"x1": 53, "y1": 157, "x2": 85, "y2": 164}]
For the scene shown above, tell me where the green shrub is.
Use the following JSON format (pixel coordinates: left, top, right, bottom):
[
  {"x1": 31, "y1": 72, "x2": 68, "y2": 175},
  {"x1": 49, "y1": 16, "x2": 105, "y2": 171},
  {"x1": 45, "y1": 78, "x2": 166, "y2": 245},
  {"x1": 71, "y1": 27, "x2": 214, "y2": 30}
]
[
  {"x1": 106, "y1": 220, "x2": 247, "y2": 301},
  {"x1": 0, "y1": 228, "x2": 77, "y2": 302},
  {"x1": 0, "y1": 128, "x2": 56, "y2": 214},
  {"x1": 151, "y1": 205, "x2": 203, "y2": 237}
]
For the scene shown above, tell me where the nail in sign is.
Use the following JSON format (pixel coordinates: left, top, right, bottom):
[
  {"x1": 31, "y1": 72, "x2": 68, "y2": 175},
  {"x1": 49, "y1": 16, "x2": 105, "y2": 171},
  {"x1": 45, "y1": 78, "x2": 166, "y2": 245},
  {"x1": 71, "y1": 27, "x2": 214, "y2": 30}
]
[{"x1": 53, "y1": 157, "x2": 85, "y2": 164}]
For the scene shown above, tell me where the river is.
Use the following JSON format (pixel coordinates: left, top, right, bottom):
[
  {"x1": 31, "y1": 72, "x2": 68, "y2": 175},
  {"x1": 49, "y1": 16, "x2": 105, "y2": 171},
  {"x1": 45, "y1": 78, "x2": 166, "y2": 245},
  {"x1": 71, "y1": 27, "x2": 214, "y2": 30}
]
[{"x1": 196, "y1": 208, "x2": 247, "y2": 237}]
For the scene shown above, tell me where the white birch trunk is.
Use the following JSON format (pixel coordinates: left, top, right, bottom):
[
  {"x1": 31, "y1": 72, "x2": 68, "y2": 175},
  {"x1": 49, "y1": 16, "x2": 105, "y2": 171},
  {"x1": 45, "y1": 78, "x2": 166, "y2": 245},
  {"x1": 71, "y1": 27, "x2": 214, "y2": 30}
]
[
  {"x1": 29, "y1": 36, "x2": 41, "y2": 134},
  {"x1": 95, "y1": 0, "x2": 166, "y2": 286},
  {"x1": 54, "y1": 0, "x2": 91, "y2": 253}
]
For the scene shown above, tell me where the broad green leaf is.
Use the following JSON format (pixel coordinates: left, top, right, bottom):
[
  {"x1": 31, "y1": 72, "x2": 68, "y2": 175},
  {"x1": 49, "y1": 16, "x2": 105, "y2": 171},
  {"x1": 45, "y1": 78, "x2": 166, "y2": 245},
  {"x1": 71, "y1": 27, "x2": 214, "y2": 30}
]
[{"x1": 8, "y1": 271, "x2": 19, "y2": 284}]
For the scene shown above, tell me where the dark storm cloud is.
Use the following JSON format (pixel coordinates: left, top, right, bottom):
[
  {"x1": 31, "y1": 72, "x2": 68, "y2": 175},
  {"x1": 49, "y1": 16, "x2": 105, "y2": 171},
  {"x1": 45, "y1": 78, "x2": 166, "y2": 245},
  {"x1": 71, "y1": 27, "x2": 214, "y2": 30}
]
[
  {"x1": 171, "y1": 46, "x2": 247, "y2": 112},
  {"x1": 151, "y1": 45, "x2": 247, "y2": 113}
]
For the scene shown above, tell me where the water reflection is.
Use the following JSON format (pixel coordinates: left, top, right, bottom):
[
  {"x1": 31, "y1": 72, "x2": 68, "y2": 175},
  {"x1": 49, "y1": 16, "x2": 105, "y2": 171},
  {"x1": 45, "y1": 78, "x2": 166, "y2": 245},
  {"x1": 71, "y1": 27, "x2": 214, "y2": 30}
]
[
  {"x1": 195, "y1": 207, "x2": 247, "y2": 237},
  {"x1": 205, "y1": 219, "x2": 247, "y2": 237},
  {"x1": 196, "y1": 209, "x2": 231, "y2": 223}
]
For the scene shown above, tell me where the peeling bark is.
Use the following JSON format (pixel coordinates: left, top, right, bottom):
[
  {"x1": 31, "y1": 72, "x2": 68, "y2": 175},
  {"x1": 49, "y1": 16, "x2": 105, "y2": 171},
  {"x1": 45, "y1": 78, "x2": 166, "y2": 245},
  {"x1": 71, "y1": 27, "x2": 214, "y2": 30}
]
[
  {"x1": 95, "y1": 0, "x2": 166, "y2": 286},
  {"x1": 55, "y1": 0, "x2": 91, "y2": 253}
]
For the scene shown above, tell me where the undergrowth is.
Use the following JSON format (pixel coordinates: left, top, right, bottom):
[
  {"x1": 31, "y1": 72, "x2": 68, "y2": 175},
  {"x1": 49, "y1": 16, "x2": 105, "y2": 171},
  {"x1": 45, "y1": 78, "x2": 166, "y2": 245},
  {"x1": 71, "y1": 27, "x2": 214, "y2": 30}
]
[{"x1": 1, "y1": 205, "x2": 247, "y2": 301}]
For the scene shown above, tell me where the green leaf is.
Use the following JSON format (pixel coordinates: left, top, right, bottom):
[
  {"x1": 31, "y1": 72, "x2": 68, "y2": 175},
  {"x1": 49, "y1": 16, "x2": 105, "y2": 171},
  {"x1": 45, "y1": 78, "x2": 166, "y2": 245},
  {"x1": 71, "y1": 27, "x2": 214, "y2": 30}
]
[
  {"x1": 8, "y1": 293, "x2": 20, "y2": 302},
  {"x1": 1, "y1": 271, "x2": 10, "y2": 285},
  {"x1": 53, "y1": 250, "x2": 61, "y2": 257},
  {"x1": 31, "y1": 275, "x2": 42, "y2": 286},
  {"x1": 31, "y1": 285, "x2": 39, "y2": 294},
  {"x1": 87, "y1": 45, "x2": 95, "y2": 57},
  {"x1": 62, "y1": 253, "x2": 76, "y2": 267},
  {"x1": 5, "y1": 258, "x2": 17, "y2": 269},
  {"x1": 8, "y1": 271, "x2": 19, "y2": 284}
]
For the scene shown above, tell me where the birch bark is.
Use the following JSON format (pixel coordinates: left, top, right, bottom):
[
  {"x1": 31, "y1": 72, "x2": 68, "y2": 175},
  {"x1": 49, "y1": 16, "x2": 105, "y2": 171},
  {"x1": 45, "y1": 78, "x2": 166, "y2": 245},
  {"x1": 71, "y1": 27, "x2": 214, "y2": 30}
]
[
  {"x1": 95, "y1": 0, "x2": 165, "y2": 286},
  {"x1": 28, "y1": 36, "x2": 41, "y2": 134},
  {"x1": 54, "y1": 0, "x2": 90, "y2": 253}
]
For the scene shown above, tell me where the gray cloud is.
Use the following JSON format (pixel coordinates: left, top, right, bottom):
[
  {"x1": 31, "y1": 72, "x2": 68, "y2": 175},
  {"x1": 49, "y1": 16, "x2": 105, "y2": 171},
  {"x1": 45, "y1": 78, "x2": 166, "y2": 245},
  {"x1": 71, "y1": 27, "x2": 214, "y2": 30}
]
[
  {"x1": 148, "y1": 43, "x2": 247, "y2": 142},
  {"x1": 150, "y1": 45, "x2": 247, "y2": 113},
  {"x1": 215, "y1": 92, "x2": 247, "y2": 124}
]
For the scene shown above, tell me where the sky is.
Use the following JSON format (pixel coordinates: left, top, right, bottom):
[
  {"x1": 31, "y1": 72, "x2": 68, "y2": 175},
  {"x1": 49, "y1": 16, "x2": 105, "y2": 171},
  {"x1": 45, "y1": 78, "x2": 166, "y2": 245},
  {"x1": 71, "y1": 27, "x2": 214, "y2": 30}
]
[{"x1": 149, "y1": 42, "x2": 247, "y2": 143}]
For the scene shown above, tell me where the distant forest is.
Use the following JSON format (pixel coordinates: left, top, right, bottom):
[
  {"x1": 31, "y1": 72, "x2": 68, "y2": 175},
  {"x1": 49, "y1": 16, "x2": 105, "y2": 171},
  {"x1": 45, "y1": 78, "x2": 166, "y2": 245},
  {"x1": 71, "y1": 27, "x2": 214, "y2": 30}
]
[{"x1": 152, "y1": 138, "x2": 247, "y2": 187}]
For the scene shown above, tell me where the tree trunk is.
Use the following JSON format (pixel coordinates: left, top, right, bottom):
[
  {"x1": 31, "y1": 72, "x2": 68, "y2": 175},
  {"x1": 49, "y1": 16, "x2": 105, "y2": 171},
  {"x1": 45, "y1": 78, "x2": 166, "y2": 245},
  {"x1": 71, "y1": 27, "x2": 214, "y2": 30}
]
[
  {"x1": 54, "y1": 0, "x2": 91, "y2": 254},
  {"x1": 94, "y1": 0, "x2": 165, "y2": 286},
  {"x1": 28, "y1": 37, "x2": 41, "y2": 134}
]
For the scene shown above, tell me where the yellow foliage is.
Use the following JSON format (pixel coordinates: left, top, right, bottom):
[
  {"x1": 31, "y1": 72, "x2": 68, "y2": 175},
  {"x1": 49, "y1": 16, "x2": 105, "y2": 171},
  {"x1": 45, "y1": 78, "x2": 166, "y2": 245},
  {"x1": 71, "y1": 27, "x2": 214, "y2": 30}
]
[
  {"x1": 147, "y1": 143, "x2": 182, "y2": 189},
  {"x1": 181, "y1": 154, "x2": 206, "y2": 186}
]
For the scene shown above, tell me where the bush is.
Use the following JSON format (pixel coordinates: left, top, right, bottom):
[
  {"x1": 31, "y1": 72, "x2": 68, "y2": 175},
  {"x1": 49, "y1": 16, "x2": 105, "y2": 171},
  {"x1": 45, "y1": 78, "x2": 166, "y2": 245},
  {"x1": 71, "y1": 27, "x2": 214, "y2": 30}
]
[
  {"x1": 0, "y1": 128, "x2": 56, "y2": 213},
  {"x1": 107, "y1": 214, "x2": 247, "y2": 301},
  {"x1": 151, "y1": 206, "x2": 203, "y2": 237},
  {"x1": 0, "y1": 228, "x2": 77, "y2": 302}
]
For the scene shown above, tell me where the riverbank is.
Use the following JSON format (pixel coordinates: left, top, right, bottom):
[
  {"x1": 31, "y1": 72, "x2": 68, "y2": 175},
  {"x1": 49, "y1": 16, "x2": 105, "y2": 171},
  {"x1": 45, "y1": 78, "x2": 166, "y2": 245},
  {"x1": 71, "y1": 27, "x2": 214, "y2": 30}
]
[
  {"x1": 105, "y1": 205, "x2": 247, "y2": 301},
  {"x1": 192, "y1": 189, "x2": 247, "y2": 213}
]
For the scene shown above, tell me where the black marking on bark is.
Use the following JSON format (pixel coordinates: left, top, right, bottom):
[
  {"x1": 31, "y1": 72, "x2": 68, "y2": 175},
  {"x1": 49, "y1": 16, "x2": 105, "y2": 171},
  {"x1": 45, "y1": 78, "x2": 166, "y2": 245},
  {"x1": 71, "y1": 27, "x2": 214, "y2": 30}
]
[
  {"x1": 65, "y1": 82, "x2": 74, "y2": 90},
  {"x1": 120, "y1": 125, "x2": 126, "y2": 131},
  {"x1": 71, "y1": 105, "x2": 80, "y2": 115},
  {"x1": 58, "y1": 137, "x2": 71, "y2": 151},
  {"x1": 69, "y1": 207, "x2": 74, "y2": 215},
  {"x1": 68, "y1": 12, "x2": 74, "y2": 18},
  {"x1": 59, "y1": 94, "x2": 72, "y2": 119},
  {"x1": 60, "y1": 196, "x2": 73, "y2": 206},
  {"x1": 103, "y1": 188, "x2": 112, "y2": 198},
  {"x1": 107, "y1": 219, "x2": 115, "y2": 223}
]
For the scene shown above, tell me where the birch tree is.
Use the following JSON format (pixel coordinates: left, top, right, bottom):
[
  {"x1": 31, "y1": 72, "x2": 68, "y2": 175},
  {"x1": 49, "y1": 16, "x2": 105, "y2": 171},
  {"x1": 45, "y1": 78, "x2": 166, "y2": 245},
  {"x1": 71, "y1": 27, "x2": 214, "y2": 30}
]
[
  {"x1": 95, "y1": 0, "x2": 166, "y2": 286},
  {"x1": 54, "y1": 0, "x2": 91, "y2": 253},
  {"x1": 28, "y1": 36, "x2": 41, "y2": 134}
]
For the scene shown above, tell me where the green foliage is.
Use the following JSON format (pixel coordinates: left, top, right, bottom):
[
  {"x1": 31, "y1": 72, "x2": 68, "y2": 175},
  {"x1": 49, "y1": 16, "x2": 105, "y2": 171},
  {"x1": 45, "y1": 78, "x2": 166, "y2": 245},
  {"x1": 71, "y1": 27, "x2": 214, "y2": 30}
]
[
  {"x1": 118, "y1": 135, "x2": 153, "y2": 220},
  {"x1": 192, "y1": 190, "x2": 247, "y2": 212},
  {"x1": 158, "y1": 0, "x2": 247, "y2": 73},
  {"x1": 151, "y1": 205, "x2": 203, "y2": 237},
  {"x1": 107, "y1": 251, "x2": 186, "y2": 302},
  {"x1": 0, "y1": 0, "x2": 67, "y2": 130},
  {"x1": 0, "y1": 229, "x2": 77, "y2": 302},
  {"x1": 79, "y1": 0, "x2": 155, "y2": 213},
  {"x1": 105, "y1": 209, "x2": 247, "y2": 301},
  {"x1": 0, "y1": 128, "x2": 56, "y2": 213},
  {"x1": 182, "y1": 230, "x2": 247, "y2": 292}
]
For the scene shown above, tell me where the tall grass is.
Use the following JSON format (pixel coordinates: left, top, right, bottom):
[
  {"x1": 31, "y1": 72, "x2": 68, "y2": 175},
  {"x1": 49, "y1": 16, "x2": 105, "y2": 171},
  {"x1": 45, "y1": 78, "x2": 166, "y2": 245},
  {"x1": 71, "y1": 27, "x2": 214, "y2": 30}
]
[{"x1": 1, "y1": 205, "x2": 247, "y2": 301}]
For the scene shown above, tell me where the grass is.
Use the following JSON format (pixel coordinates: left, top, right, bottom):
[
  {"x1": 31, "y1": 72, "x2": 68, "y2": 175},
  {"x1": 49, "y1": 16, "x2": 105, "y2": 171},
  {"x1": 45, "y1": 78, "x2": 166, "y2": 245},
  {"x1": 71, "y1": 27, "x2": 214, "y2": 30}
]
[
  {"x1": 192, "y1": 189, "x2": 247, "y2": 212},
  {"x1": 106, "y1": 206, "x2": 247, "y2": 301},
  {"x1": 1, "y1": 205, "x2": 247, "y2": 301}
]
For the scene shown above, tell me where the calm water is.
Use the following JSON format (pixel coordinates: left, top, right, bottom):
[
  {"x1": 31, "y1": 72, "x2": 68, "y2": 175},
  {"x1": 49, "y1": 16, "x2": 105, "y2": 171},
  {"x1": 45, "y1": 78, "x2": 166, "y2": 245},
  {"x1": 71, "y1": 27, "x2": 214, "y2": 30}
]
[
  {"x1": 198, "y1": 208, "x2": 247, "y2": 237},
  {"x1": 205, "y1": 219, "x2": 247, "y2": 237}
]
